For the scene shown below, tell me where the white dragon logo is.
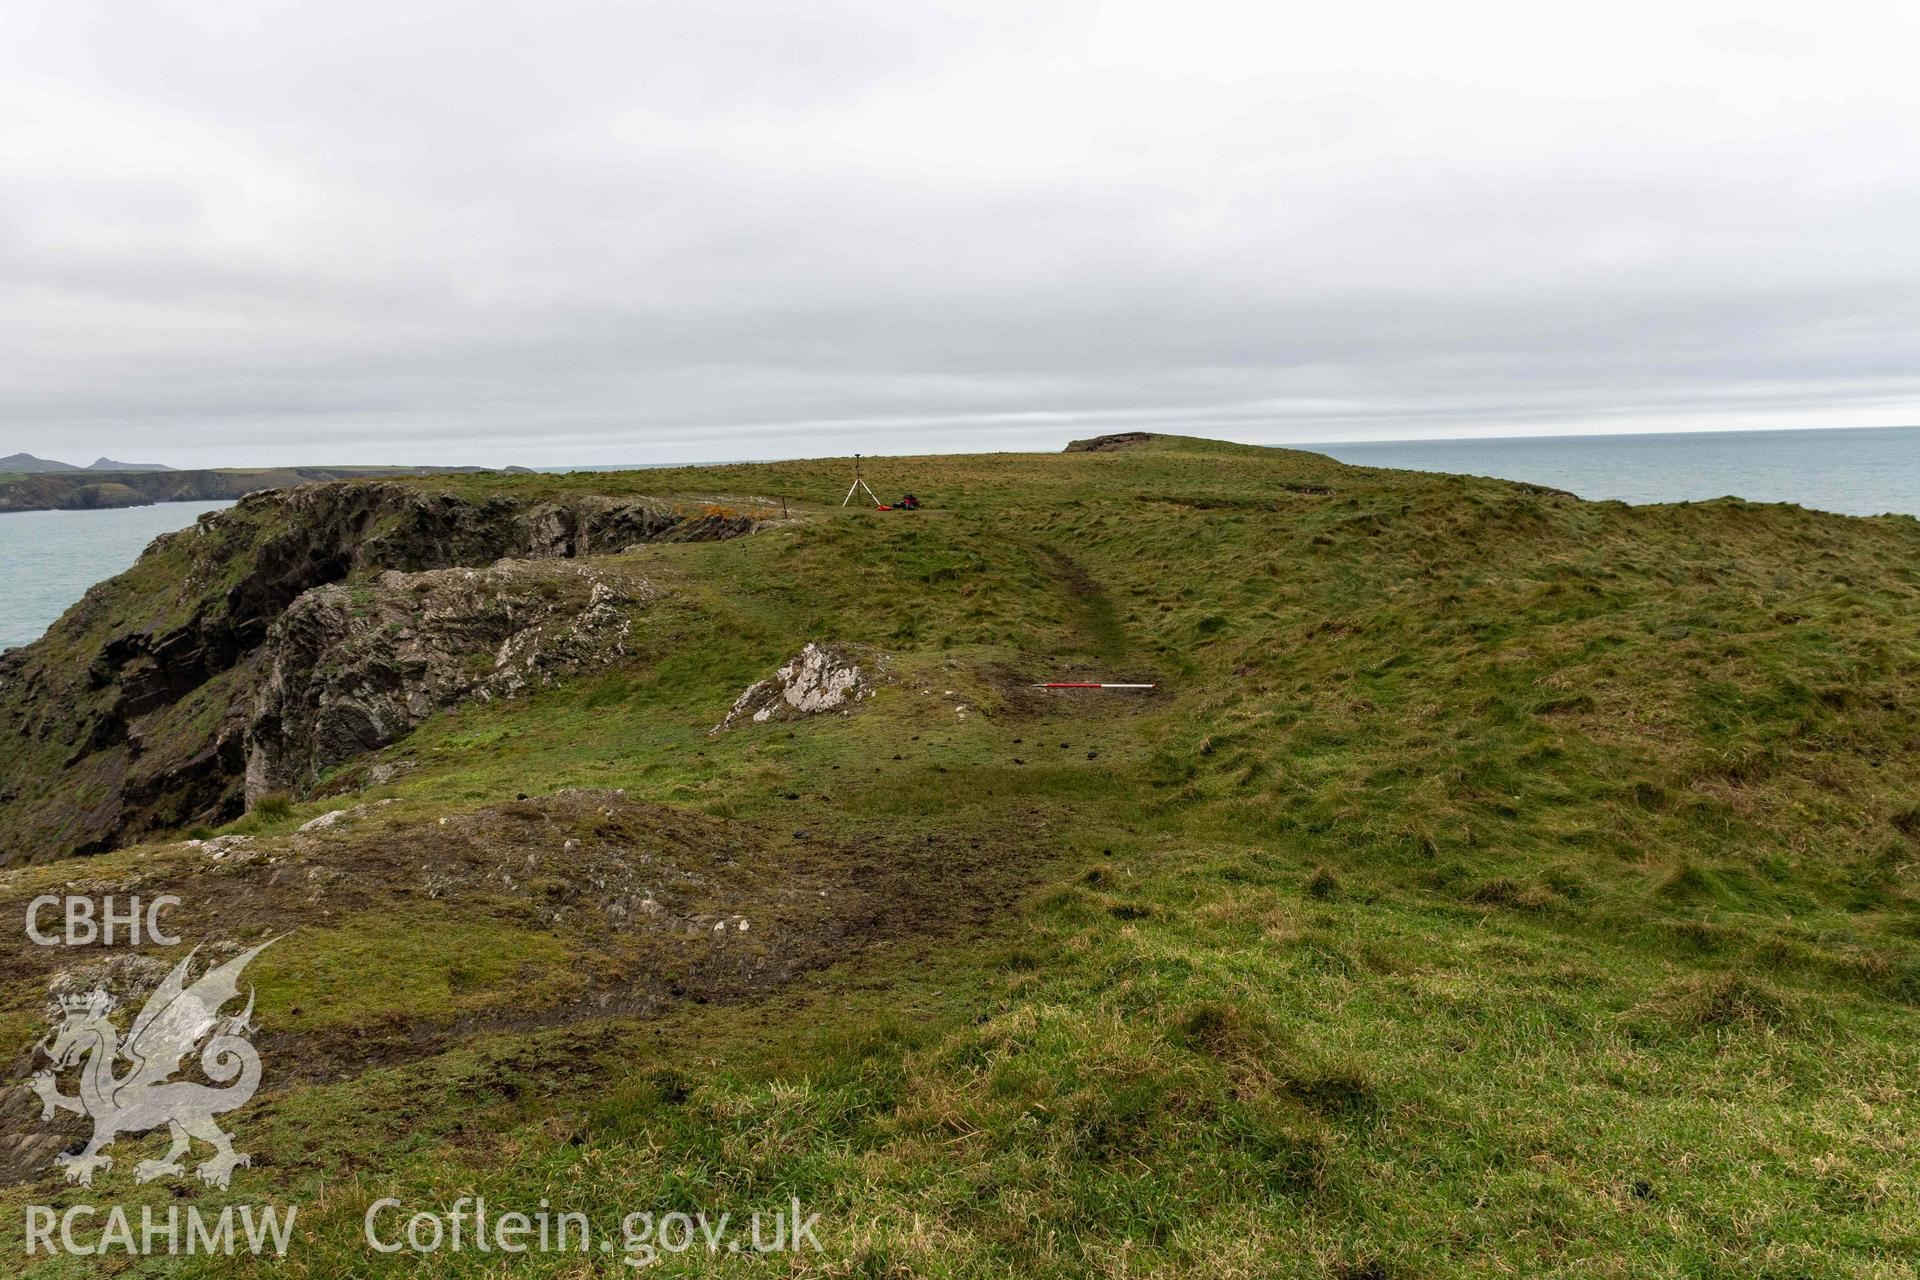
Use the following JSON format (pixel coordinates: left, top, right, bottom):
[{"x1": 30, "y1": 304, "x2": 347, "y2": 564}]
[{"x1": 28, "y1": 939, "x2": 277, "y2": 1190}]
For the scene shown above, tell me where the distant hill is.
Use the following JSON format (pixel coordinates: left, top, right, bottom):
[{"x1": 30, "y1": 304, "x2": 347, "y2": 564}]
[
  {"x1": 87, "y1": 457, "x2": 175, "y2": 471},
  {"x1": 0, "y1": 453, "x2": 82, "y2": 473},
  {"x1": 0, "y1": 452, "x2": 176, "y2": 473}
]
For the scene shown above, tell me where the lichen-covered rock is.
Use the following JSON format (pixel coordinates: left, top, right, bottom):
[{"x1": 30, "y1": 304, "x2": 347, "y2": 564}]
[
  {"x1": 714, "y1": 643, "x2": 886, "y2": 732},
  {"x1": 245, "y1": 561, "x2": 650, "y2": 802}
]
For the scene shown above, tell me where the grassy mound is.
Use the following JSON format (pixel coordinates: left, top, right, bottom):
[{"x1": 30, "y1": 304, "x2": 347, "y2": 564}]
[{"x1": 1, "y1": 435, "x2": 1916, "y2": 1276}]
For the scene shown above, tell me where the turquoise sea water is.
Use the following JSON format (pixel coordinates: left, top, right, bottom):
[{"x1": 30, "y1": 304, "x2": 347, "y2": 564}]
[
  {"x1": 2, "y1": 426, "x2": 1917, "y2": 653},
  {"x1": 0, "y1": 501, "x2": 231, "y2": 651},
  {"x1": 1313, "y1": 425, "x2": 1920, "y2": 518}
]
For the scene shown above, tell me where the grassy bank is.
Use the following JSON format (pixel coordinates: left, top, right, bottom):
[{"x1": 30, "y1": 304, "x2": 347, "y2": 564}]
[{"x1": 2, "y1": 435, "x2": 1915, "y2": 1276}]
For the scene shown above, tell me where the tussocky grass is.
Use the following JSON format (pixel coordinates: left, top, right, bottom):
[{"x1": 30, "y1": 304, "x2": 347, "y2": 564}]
[{"x1": 2, "y1": 434, "x2": 1917, "y2": 1277}]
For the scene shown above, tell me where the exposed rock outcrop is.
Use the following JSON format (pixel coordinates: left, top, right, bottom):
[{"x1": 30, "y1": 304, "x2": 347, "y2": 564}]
[
  {"x1": 1064, "y1": 431, "x2": 1156, "y2": 453},
  {"x1": 714, "y1": 643, "x2": 886, "y2": 732},
  {"x1": 246, "y1": 561, "x2": 648, "y2": 800},
  {"x1": 0, "y1": 482, "x2": 765, "y2": 864}
]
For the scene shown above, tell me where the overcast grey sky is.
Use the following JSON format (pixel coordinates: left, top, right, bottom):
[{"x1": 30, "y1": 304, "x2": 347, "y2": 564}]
[{"x1": 4, "y1": 1, "x2": 1918, "y2": 467}]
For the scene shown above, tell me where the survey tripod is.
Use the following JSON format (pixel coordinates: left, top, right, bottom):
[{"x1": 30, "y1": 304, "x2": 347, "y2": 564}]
[{"x1": 841, "y1": 454, "x2": 881, "y2": 507}]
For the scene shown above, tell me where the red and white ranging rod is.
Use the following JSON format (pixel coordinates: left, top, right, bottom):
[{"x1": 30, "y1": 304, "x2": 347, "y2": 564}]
[{"x1": 1032, "y1": 682, "x2": 1157, "y2": 689}]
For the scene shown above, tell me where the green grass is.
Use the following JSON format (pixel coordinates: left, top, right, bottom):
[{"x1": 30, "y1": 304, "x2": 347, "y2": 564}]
[
  {"x1": 4, "y1": 434, "x2": 1918, "y2": 1276},
  {"x1": 251, "y1": 911, "x2": 582, "y2": 1034}
]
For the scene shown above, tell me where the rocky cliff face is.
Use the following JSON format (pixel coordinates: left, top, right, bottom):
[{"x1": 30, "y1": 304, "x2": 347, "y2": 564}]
[
  {"x1": 245, "y1": 560, "x2": 648, "y2": 800},
  {"x1": 0, "y1": 482, "x2": 763, "y2": 864}
]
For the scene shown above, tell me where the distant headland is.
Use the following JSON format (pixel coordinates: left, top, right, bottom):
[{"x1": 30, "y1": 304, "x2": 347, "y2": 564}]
[{"x1": 0, "y1": 461, "x2": 532, "y2": 512}]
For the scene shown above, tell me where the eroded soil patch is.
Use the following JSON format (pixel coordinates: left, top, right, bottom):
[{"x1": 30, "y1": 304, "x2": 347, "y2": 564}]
[{"x1": 0, "y1": 786, "x2": 1039, "y2": 1188}]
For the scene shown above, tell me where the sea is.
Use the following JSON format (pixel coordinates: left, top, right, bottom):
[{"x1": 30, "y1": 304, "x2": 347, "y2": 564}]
[
  {"x1": 1, "y1": 426, "x2": 1916, "y2": 653},
  {"x1": 0, "y1": 500, "x2": 232, "y2": 651},
  {"x1": 1313, "y1": 425, "x2": 1920, "y2": 517}
]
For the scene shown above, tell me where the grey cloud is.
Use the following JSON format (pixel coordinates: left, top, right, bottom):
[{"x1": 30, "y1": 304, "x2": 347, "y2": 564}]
[{"x1": 1, "y1": 1, "x2": 1917, "y2": 466}]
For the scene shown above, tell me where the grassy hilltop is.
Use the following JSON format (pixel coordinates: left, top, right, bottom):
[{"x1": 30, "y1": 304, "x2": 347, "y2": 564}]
[{"x1": 1, "y1": 434, "x2": 1917, "y2": 1276}]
